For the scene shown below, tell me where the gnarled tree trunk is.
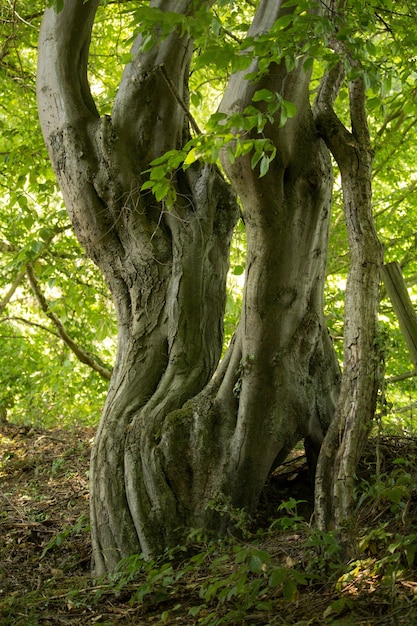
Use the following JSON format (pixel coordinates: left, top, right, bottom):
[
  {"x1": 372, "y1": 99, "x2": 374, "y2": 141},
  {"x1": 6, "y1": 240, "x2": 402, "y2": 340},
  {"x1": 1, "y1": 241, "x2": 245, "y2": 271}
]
[{"x1": 37, "y1": 0, "x2": 341, "y2": 575}]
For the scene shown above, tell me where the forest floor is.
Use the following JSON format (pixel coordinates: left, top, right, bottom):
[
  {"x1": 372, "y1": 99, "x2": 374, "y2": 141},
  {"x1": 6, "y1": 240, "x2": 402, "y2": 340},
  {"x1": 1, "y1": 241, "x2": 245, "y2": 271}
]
[{"x1": 1, "y1": 421, "x2": 417, "y2": 625}]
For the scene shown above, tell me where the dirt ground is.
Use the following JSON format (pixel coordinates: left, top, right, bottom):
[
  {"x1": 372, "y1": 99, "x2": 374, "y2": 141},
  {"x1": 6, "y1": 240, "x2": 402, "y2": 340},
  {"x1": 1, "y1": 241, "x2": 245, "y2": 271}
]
[{"x1": 1, "y1": 420, "x2": 417, "y2": 625}]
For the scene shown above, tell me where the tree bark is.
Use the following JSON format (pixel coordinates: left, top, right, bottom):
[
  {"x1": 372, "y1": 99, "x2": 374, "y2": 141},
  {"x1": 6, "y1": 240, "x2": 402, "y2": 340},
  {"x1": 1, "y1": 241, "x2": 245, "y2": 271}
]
[
  {"x1": 382, "y1": 261, "x2": 417, "y2": 368},
  {"x1": 37, "y1": 0, "x2": 341, "y2": 574}
]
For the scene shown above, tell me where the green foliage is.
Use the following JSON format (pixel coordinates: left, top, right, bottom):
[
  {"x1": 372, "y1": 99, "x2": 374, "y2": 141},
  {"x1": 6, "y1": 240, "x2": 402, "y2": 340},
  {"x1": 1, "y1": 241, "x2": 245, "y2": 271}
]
[
  {"x1": 347, "y1": 453, "x2": 417, "y2": 591},
  {"x1": 86, "y1": 487, "x2": 415, "y2": 624},
  {"x1": 140, "y1": 105, "x2": 281, "y2": 208},
  {"x1": 93, "y1": 523, "x2": 311, "y2": 626},
  {"x1": 356, "y1": 456, "x2": 414, "y2": 517},
  {"x1": 0, "y1": 2, "x2": 119, "y2": 426},
  {"x1": 41, "y1": 515, "x2": 90, "y2": 558},
  {"x1": 269, "y1": 497, "x2": 307, "y2": 531},
  {"x1": 206, "y1": 490, "x2": 252, "y2": 536},
  {"x1": 193, "y1": 545, "x2": 308, "y2": 624},
  {"x1": 2, "y1": 0, "x2": 417, "y2": 431}
]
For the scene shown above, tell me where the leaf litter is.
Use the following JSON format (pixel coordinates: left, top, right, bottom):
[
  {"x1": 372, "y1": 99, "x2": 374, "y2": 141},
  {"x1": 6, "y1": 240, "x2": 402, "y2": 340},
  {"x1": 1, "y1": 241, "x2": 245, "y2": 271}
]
[{"x1": 1, "y1": 421, "x2": 417, "y2": 625}]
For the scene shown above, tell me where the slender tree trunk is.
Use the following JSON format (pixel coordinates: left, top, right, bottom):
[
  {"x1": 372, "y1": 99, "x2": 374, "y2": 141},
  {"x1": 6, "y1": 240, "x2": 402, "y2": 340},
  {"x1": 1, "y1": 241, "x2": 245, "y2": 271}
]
[{"x1": 314, "y1": 67, "x2": 384, "y2": 536}]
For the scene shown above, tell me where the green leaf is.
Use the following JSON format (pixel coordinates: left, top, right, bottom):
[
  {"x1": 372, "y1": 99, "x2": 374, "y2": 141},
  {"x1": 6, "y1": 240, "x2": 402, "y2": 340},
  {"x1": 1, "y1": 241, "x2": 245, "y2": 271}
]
[
  {"x1": 274, "y1": 13, "x2": 294, "y2": 30},
  {"x1": 283, "y1": 578, "x2": 297, "y2": 600},
  {"x1": 188, "y1": 605, "x2": 204, "y2": 617},
  {"x1": 323, "y1": 597, "x2": 353, "y2": 618},
  {"x1": 251, "y1": 150, "x2": 263, "y2": 170},
  {"x1": 153, "y1": 180, "x2": 171, "y2": 201},
  {"x1": 226, "y1": 146, "x2": 235, "y2": 165},
  {"x1": 268, "y1": 568, "x2": 286, "y2": 587},
  {"x1": 191, "y1": 92, "x2": 202, "y2": 108},
  {"x1": 238, "y1": 548, "x2": 271, "y2": 573},
  {"x1": 259, "y1": 155, "x2": 270, "y2": 178},
  {"x1": 183, "y1": 147, "x2": 200, "y2": 167},
  {"x1": 282, "y1": 100, "x2": 297, "y2": 118},
  {"x1": 303, "y1": 57, "x2": 314, "y2": 72},
  {"x1": 150, "y1": 150, "x2": 177, "y2": 166},
  {"x1": 236, "y1": 140, "x2": 254, "y2": 157},
  {"x1": 140, "y1": 180, "x2": 154, "y2": 191},
  {"x1": 252, "y1": 88, "x2": 275, "y2": 103},
  {"x1": 208, "y1": 112, "x2": 228, "y2": 125},
  {"x1": 149, "y1": 165, "x2": 168, "y2": 181}
]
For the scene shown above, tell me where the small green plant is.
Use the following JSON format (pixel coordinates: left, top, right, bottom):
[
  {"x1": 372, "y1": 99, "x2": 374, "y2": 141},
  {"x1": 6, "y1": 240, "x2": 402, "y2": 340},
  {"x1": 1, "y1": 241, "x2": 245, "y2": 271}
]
[
  {"x1": 99, "y1": 527, "x2": 312, "y2": 626},
  {"x1": 269, "y1": 497, "x2": 307, "y2": 531},
  {"x1": 303, "y1": 528, "x2": 343, "y2": 577},
  {"x1": 50, "y1": 456, "x2": 66, "y2": 476},
  {"x1": 358, "y1": 525, "x2": 417, "y2": 582},
  {"x1": 97, "y1": 545, "x2": 190, "y2": 613},
  {"x1": 192, "y1": 543, "x2": 308, "y2": 625},
  {"x1": 351, "y1": 458, "x2": 417, "y2": 590},
  {"x1": 41, "y1": 514, "x2": 89, "y2": 557},
  {"x1": 356, "y1": 456, "x2": 415, "y2": 519},
  {"x1": 205, "y1": 491, "x2": 252, "y2": 536}
]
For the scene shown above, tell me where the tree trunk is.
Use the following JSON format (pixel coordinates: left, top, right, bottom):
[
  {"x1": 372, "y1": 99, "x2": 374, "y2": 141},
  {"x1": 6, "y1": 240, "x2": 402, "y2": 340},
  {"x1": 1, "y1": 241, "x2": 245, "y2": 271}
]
[
  {"x1": 314, "y1": 66, "x2": 384, "y2": 536},
  {"x1": 37, "y1": 0, "x2": 341, "y2": 574}
]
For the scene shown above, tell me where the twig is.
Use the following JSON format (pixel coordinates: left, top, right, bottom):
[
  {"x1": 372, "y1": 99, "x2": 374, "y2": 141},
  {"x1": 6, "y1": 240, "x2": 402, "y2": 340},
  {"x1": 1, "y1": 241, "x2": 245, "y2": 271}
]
[
  {"x1": 26, "y1": 264, "x2": 112, "y2": 381},
  {"x1": 158, "y1": 63, "x2": 201, "y2": 135}
]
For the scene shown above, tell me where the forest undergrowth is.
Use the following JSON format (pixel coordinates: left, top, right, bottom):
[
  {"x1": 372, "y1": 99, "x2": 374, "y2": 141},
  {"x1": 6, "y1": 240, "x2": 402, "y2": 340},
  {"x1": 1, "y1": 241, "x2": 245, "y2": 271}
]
[{"x1": 1, "y1": 420, "x2": 417, "y2": 625}]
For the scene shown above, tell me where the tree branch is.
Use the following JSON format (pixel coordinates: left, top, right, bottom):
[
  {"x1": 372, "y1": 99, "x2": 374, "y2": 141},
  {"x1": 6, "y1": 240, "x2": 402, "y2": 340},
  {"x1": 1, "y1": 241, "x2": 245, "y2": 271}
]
[
  {"x1": 158, "y1": 64, "x2": 201, "y2": 135},
  {"x1": 349, "y1": 76, "x2": 371, "y2": 149},
  {"x1": 0, "y1": 268, "x2": 26, "y2": 312},
  {"x1": 313, "y1": 63, "x2": 354, "y2": 168},
  {"x1": 112, "y1": 0, "x2": 215, "y2": 165},
  {"x1": 0, "y1": 226, "x2": 70, "y2": 312},
  {"x1": 0, "y1": 315, "x2": 60, "y2": 337},
  {"x1": 387, "y1": 370, "x2": 417, "y2": 384},
  {"x1": 26, "y1": 263, "x2": 112, "y2": 381},
  {"x1": 314, "y1": 49, "x2": 383, "y2": 540},
  {"x1": 37, "y1": 2, "x2": 125, "y2": 270},
  {"x1": 37, "y1": 0, "x2": 99, "y2": 138}
]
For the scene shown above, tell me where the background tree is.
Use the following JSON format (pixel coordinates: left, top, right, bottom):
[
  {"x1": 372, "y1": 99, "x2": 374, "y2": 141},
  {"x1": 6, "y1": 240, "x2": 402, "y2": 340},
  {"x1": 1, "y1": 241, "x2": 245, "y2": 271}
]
[{"x1": 0, "y1": 1, "x2": 119, "y2": 425}]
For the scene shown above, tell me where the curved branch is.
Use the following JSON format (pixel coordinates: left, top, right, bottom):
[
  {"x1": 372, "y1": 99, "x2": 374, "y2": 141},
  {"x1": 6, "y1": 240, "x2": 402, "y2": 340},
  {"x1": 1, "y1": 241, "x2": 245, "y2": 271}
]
[
  {"x1": 0, "y1": 268, "x2": 26, "y2": 313},
  {"x1": 387, "y1": 370, "x2": 417, "y2": 384},
  {"x1": 313, "y1": 63, "x2": 354, "y2": 169},
  {"x1": 158, "y1": 63, "x2": 201, "y2": 135},
  {"x1": 0, "y1": 315, "x2": 60, "y2": 337},
  {"x1": 219, "y1": 0, "x2": 311, "y2": 129},
  {"x1": 37, "y1": 2, "x2": 125, "y2": 274},
  {"x1": 314, "y1": 69, "x2": 383, "y2": 536},
  {"x1": 37, "y1": 0, "x2": 99, "y2": 138},
  {"x1": 349, "y1": 76, "x2": 371, "y2": 148},
  {"x1": 26, "y1": 264, "x2": 112, "y2": 381},
  {"x1": 0, "y1": 226, "x2": 71, "y2": 313}
]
